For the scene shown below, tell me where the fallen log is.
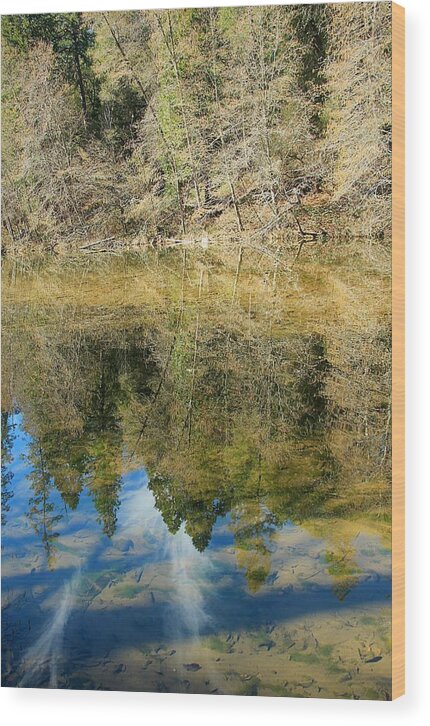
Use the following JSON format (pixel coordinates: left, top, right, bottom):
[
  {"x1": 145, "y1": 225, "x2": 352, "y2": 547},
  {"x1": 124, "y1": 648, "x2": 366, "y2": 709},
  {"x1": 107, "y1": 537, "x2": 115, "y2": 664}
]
[{"x1": 79, "y1": 236, "x2": 115, "y2": 250}]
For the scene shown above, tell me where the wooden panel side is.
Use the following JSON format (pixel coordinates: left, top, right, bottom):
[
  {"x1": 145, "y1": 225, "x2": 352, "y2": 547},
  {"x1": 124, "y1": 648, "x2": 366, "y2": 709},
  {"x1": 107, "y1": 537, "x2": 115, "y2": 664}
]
[{"x1": 391, "y1": 1, "x2": 405, "y2": 701}]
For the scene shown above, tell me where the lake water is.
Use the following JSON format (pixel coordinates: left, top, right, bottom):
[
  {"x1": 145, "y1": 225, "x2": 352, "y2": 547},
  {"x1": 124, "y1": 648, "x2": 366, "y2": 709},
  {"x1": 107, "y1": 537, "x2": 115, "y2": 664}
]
[{"x1": 1, "y1": 248, "x2": 392, "y2": 698}]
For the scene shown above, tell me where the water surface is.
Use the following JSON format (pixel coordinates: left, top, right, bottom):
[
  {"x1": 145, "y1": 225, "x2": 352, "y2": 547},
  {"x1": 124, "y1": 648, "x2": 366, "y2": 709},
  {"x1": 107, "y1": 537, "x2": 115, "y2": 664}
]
[{"x1": 1, "y1": 249, "x2": 392, "y2": 698}]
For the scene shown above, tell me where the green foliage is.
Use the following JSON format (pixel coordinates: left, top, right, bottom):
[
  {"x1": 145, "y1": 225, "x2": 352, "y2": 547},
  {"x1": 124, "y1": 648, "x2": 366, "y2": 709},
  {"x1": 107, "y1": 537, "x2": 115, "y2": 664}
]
[
  {"x1": 2, "y1": 13, "x2": 100, "y2": 130},
  {"x1": 2, "y1": 13, "x2": 59, "y2": 49}
]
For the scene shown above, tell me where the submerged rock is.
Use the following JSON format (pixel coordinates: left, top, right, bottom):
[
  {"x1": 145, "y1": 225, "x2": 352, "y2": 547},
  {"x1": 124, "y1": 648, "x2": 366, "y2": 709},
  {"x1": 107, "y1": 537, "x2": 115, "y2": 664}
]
[
  {"x1": 113, "y1": 663, "x2": 126, "y2": 673},
  {"x1": 114, "y1": 539, "x2": 134, "y2": 552}
]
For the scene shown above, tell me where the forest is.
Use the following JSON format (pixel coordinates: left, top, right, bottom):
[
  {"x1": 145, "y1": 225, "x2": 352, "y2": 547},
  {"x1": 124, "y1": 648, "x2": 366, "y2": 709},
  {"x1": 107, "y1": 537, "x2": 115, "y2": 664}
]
[
  {"x1": 2, "y1": 4, "x2": 393, "y2": 698},
  {"x1": 1, "y1": 3, "x2": 392, "y2": 254}
]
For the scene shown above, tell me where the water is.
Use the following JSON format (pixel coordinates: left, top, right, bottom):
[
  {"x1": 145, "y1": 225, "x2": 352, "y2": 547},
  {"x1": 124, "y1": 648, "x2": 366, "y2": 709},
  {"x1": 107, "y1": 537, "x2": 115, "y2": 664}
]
[{"x1": 1, "y1": 249, "x2": 392, "y2": 698}]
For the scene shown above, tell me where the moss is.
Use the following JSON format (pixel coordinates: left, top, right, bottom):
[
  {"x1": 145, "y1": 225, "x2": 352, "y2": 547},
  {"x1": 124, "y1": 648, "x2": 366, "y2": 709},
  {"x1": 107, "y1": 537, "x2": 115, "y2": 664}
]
[
  {"x1": 318, "y1": 643, "x2": 334, "y2": 657},
  {"x1": 205, "y1": 636, "x2": 233, "y2": 653},
  {"x1": 290, "y1": 651, "x2": 319, "y2": 664},
  {"x1": 116, "y1": 583, "x2": 141, "y2": 599}
]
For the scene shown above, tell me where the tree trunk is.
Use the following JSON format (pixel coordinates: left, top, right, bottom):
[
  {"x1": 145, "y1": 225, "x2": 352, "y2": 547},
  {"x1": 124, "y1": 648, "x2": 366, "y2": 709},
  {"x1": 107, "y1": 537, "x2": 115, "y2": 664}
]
[{"x1": 72, "y1": 30, "x2": 88, "y2": 124}]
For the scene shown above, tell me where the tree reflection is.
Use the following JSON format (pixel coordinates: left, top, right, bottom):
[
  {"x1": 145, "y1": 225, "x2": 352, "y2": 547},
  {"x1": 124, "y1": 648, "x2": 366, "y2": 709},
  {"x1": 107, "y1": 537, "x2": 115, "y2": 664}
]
[
  {"x1": 1, "y1": 254, "x2": 391, "y2": 596},
  {"x1": 26, "y1": 441, "x2": 63, "y2": 568},
  {"x1": 1, "y1": 411, "x2": 15, "y2": 527}
]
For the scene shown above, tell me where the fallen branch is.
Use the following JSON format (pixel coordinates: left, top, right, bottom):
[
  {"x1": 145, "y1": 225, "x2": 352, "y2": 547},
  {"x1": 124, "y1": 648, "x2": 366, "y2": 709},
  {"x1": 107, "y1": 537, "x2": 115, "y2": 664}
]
[
  {"x1": 79, "y1": 236, "x2": 115, "y2": 250},
  {"x1": 293, "y1": 214, "x2": 327, "y2": 240},
  {"x1": 81, "y1": 248, "x2": 121, "y2": 254}
]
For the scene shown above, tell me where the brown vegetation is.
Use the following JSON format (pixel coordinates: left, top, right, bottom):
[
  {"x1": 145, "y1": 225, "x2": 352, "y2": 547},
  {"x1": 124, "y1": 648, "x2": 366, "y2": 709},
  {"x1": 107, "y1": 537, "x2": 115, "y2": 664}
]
[{"x1": 1, "y1": 4, "x2": 392, "y2": 257}]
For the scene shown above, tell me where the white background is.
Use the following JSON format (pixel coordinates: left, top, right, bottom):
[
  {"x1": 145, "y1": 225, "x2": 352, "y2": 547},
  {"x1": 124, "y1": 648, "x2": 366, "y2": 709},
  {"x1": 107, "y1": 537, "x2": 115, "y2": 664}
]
[{"x1": 1, "y1": 0, "x2": 428, "y2": 724}]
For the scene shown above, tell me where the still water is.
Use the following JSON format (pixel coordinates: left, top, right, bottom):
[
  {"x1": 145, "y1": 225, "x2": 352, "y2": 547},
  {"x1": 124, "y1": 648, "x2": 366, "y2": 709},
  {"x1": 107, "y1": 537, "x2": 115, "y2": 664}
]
[{"x1": 1, "y1": 248, "x2": 392, "y2": 698}]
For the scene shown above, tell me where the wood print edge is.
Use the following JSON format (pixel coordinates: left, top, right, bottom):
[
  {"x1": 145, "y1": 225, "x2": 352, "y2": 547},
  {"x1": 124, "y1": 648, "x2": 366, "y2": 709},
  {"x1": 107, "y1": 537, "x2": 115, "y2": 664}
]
[{"x1": 391, "y1": 0, "x2": 405, "y2": 701}]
